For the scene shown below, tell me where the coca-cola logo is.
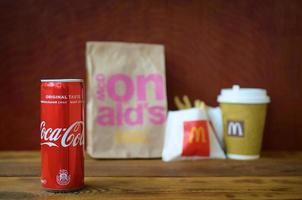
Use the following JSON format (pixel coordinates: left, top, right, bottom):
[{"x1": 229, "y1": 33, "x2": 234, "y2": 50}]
[{"x1": 40, "y1": 121, "x2": 84, "y2": 147}]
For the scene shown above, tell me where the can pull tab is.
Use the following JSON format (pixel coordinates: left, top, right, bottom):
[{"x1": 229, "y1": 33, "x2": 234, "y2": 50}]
[{"x1": 232, "y1": 85, "x2": 240, "y2": 91}]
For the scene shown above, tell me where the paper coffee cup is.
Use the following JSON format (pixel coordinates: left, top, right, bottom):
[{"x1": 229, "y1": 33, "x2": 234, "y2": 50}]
[{"x1": 217, "y1": 85, "x2": 270, "y2": 160}]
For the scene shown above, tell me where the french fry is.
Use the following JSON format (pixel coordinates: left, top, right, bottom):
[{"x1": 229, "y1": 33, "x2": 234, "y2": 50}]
[
  {"x1": 174, "y1": 96, "x2": 186, "y2": 110},
  {"x1": 175, "y1": 96, "x2": 207, "y2": 110},
  {"x1": 194, "y1": 99, "x2": 201, "y2": 108},
  {"x1": 182, "y1": 95, "x2": 192, "y2": 109}
]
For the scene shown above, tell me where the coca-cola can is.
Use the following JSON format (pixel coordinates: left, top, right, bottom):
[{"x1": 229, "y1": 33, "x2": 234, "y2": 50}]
[{"x1": 40, "y1": 79, "x2": 84, "y2": 192}]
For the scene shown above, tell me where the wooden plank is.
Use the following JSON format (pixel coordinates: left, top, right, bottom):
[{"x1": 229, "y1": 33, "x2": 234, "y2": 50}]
[
  {"x1": 1, "y1": 151, "x2": 302, "y2": 160},
  {"x1": 0, "y1": 151, "x2": 302, "y2": 177},
  {"x1": 0, "y1": 177, "x2": 301, "y2": 200}
]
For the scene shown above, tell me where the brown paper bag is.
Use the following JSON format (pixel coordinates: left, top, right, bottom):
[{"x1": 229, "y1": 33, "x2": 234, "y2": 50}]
[{"x1": 86, "y1": 42, "x2": 167, "y2": 158}]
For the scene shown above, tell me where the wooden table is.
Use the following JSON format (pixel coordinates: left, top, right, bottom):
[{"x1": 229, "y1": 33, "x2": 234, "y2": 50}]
[{"x1": 0, "y1": 151, "x2": 301, "y2": 199}]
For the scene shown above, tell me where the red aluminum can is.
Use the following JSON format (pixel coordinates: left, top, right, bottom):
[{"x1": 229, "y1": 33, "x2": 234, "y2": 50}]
[{"x1": 40, "y1": 79, "x2": 84, "y2": 192}]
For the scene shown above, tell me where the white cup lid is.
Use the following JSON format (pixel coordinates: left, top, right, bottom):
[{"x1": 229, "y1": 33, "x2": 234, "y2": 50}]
[{"x1": 217, "y1": 85, "x2": 270, "y2": 104}]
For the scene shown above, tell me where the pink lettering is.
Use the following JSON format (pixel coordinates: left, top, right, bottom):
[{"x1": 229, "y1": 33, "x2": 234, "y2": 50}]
[
  {"x1": 124, "y1": 103, "x2": 144, "y2": 125},
  {"x1": 97, "y1": 107, "x2": 114, "y2": 126},
  {"x1": 107, "y1": 74, "x2": 134, "y2": 102},
  {"x1": 148, "y1": 106, "x2": 166, "y2": 124},
  {"x1": 95, "y1": 73, "x2": 167, "y2": 126},
  {"x1": 137, "y1": 74, "x2": 165, "y2": 101},
  {"x1": 96, "y1": 74, "x2": 106, "y2": 101}
]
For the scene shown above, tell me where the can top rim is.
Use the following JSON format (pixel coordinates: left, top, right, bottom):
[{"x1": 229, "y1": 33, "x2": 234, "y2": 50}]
[{"x1": 40, "y1": 79, "x2": 83, "y2": 82}]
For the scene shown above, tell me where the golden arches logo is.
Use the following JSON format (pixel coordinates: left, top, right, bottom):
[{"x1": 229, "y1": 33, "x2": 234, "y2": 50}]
[{"x1": 189, "y1": 126, "x2": 207, "y2": 144}]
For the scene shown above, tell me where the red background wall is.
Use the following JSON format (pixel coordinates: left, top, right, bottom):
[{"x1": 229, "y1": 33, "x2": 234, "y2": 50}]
[{"x1": 0, "y1": 0, "x2": 301, "y2": 150}]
